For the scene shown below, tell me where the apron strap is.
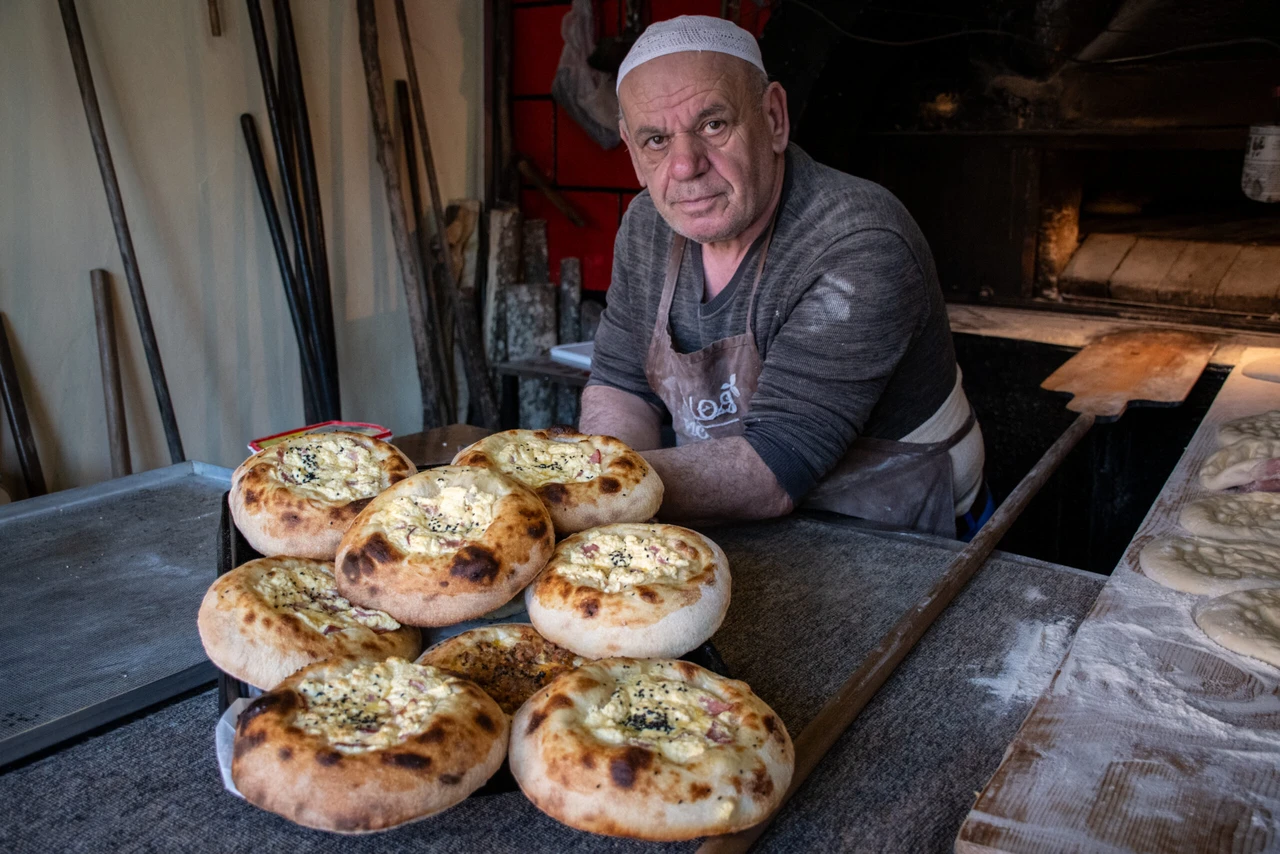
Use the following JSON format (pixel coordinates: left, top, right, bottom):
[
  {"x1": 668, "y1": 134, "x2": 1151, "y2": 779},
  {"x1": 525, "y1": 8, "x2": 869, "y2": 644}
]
[{"x1": 652, "y1": 234, "x2": 687, "y2": 345}]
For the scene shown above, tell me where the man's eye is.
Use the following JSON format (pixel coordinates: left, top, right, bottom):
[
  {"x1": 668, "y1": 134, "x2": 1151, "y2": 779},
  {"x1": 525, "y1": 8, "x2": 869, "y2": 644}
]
[
  {"x1": 645, "y1": 135, "x2": 667, "y2": 150},
  {"x1": 704, "y1": 120, "x2": 726, "y2": 134}
]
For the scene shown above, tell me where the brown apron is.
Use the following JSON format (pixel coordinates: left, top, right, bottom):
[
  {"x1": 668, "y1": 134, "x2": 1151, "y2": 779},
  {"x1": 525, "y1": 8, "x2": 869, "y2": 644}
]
[{"x1": 643, "y1": 229, "x2": 974, "y2": 538}]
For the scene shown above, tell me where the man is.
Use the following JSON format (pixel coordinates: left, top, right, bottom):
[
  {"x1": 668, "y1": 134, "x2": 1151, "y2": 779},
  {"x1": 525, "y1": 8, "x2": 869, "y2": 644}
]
[{"x1": 579, "y1": 16, "x2": 988, "y2": 538}]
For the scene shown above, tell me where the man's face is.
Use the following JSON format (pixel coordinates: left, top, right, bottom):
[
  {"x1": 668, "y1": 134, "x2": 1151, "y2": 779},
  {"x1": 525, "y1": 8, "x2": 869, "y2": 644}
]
[{"x1": 618, "y1": 52, "x2": 788, "y2": 244}]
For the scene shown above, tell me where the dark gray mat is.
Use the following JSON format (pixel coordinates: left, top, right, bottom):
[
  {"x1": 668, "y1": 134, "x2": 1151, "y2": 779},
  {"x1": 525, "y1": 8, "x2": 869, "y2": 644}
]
[
  {"x1": 0, "y1": 463, "x2": 229, "y2": 765},
  {"x1": 0, "y1": 516, "x2": 1103, "y2": 852}
]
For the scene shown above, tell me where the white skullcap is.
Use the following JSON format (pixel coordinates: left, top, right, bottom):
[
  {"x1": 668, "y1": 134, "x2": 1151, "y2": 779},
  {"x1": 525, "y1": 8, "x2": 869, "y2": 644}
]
[{"x1": 616, "y1": 15, "x2": 765, "y2": 95}]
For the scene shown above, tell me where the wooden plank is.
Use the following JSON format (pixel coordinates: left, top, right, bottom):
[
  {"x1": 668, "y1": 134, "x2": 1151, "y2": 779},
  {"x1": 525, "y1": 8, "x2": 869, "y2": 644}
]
[
  {"x1": 522, "y1": 218, "x2": 549, "y2": 284},
  {"x1": 1108, "y1": 238, "x2": 1184, "y2": 303},
  {"x1": 505, "y1": 284, "x2": 556, "y2": 428},
  {"x1": 1156, "y1": 241, "x2": 1241, "y2": 308},
  {"x1": 958, "y1": 347, "x2": 1280, "y2": 854},
  {"x1": 0, "y1": 313, "x2": 46, "y2": 497},
  {"x1": 1040, "y1": 329, "x2": 1216, "y2": 420},
  {"x1": 1214, "y1": 245, "x2": 1280, "y2": 314},
  {"x1": 556, "y1": 258, "x2": 583, "y2": 425},
  {"x1": 392, "y1": 424, "x2": 492, "y2": 468},
  {"x1": 483, "y1": 207, "x2": 522, "y2": 371},
  {"x1": 90, "y1": 270, "x2": 131, "y2": 478},
  {"x1": 1058, "y1": 233, "x2": 1134, "y2": 298}
]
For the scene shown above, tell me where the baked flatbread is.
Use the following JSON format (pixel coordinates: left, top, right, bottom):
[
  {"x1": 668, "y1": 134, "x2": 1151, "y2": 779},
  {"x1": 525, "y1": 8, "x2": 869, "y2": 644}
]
[
  {"x1": 1180, "y1": 493, "x2": 1280, "y2": 543},
  {"x1": 1194, "y1": 587, "x2": 1280, "y2": 669},
  {"x1": 198, "y1": 556, "x2": 421, "y2": 689},
  {"x1": 416, "y1": 623, "x2": 583, "y2": 715},
  {"x1": 509, "y1": 658, "x2": 793, "y2": 841},
  {"x1": 335, "y1": 466, "x2": 554, "y2": 626},
  {"x1": 1138, "y1": 536, "x2": 1280, "y2": 596},
  {"x1": 525, "y1": 523, "x2": 730, "y2": 659},
  {"x1": 232, "y1": 657, "x2": 507, "y2": 833},
  {"x1": 453, "y1": 427, "x2": 663, "y2": 534},
  {"x1": 1199, "y1": 438, "x2": 1280, "y2": 491},
  {"x1": 230, "y1": 432, "x2": 415, "y2": 559},
  {"x1": 1219, "y1": 410, "x2": 1280, "y2": 446}
]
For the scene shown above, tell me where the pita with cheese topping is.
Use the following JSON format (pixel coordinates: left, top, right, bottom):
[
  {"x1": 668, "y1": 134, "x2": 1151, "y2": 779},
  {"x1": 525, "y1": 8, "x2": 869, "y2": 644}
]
[
  {"x1": 509, "y1": 659, "x2": 792, "y2": 841},
  {"x1": 525, "y1": 523, "x2": 730, "y2": 659},
  {"x1": 453, "y1": 427, "x2": 663, "y2": 534},
  {"x1": 336, "y1": 466, "x2": 554, "y2": 626},
  {"x1": 417, "y1": 623, "x2": 584, "y2": 715},
  {"x1": 232, "y1": 657, "x2": 507, "y2": 833},
  {"x1": 197, "y1": 557, "x2": 420, "y2": 690},
  {"x1": 230, "y1": 432, "x2": 415, "y2": 560}
]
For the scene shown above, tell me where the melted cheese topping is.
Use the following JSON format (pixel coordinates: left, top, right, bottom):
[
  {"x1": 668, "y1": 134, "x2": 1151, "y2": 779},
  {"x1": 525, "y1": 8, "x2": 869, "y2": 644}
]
[
  {"x1": 375, "y1": 481, "x2": 497, "y2": 556},
  {"x1": 254, "y1": 560, "x2": 400, "y2": 634},
  {"x1": 275, "y1": 436, "x2": 386, "y2": 502},
  {"x1": 584, "y1": 669, "x2": 736, "y2": 764},
  {"x1": 495, "y1": 438, "x2": 603, "y2": 487},
  {"x1": 296, "y1": 658, "x2": 452, "y2": 753},
  {"x1": 557, "y1": 530, "x2": 696, "y2": 593}
]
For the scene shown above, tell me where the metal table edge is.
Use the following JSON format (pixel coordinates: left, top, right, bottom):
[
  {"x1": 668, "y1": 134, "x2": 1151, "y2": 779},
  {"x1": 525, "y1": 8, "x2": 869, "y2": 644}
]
[{"x1": 0, "y1": 462, "x2": 232, "y2": 523}]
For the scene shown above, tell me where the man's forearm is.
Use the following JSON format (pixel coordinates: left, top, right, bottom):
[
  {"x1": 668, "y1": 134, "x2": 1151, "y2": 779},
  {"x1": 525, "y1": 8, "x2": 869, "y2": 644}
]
[
  {"x1": 642, "y1": 437, "x2": 793, "y2": 525},
  {"x1": 579, "y1": 385, "x2": 663, "y2": 451}
]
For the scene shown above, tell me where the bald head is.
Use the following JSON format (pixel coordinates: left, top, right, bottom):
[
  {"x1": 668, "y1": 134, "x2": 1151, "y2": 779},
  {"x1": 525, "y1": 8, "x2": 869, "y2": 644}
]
[{"x1": 618, "y1": 51, "x2": 789, "y2": 246}]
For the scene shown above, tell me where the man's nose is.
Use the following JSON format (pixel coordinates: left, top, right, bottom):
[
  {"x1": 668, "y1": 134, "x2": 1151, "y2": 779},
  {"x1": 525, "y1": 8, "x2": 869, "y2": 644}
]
[{"x1": 667, "y1": 133, "x2": 708, "y2": 182}]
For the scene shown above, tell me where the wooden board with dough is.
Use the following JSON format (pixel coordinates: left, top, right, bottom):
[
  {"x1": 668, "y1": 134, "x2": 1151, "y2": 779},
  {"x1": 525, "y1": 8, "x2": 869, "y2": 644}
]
[{"x1": 956, "y1": 347, "x2": 1280, "y2": 854}]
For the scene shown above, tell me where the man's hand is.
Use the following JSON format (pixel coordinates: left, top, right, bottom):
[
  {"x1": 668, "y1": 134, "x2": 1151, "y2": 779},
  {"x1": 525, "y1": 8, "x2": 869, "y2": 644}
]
[
  {"x1": 581, "y1": 385, "x2": 793, "y2": 525},
  {"x1": 580, "y1": 385, "x2": 663, "y2": 451},
  {"x1": 642, "y1": 438, "x2": 793, "y2": 526}
]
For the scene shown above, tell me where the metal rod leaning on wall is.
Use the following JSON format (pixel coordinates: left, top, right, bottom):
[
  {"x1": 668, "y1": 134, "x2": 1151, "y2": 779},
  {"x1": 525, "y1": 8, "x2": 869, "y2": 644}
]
[
  {"x1": 275, "y1": 0, "x2": 340, "y2": 416},
  {"x1": 356, "y1": 0, "x2": 447, "y2": 430},
  {"x1": 240, "y1": 114, "x2": 325, "y2": 423},
  {"x1": 90, "y1": 270, "x2": 132, "y2": 479},
  {"x1": 57, "y1": 0, "x2": 185, "y2": 464},
  {"x1": 393, "y1": 0, "x2": 501, "y2": 429},
  {"x1": 0, "y1": 314, "x2": 46, "y2": 497},
  {"x1": 244, "y1": 0, "x2": 337, "y2": 419},
  {"x1": 395, "y1": 80, "x2": 456, "y2": 419}
]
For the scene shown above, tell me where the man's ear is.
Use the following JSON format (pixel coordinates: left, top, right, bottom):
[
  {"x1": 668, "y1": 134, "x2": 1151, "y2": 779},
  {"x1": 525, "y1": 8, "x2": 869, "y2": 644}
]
[
  {"x1": 763, "y1": 82, "x2": 790, "y2": 154},
  {"x1": 619, "y1": 119, "x2": 647, "y2": 188}
]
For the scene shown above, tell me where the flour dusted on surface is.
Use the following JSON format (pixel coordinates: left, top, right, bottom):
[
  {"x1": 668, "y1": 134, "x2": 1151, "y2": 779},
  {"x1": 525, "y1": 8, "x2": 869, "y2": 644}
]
[{"x1": 972, "y1": 618, "x2": 1074, "y2": 705}]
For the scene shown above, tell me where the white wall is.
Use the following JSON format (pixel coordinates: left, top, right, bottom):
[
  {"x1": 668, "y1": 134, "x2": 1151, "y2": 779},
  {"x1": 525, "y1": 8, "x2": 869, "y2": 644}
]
[{"x1": 0, "y1": 0, "x2": 482, "y2": 495}]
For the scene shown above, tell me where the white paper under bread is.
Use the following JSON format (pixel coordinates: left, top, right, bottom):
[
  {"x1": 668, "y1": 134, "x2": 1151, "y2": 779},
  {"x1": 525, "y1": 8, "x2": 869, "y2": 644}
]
[{"x1": 215, "y1": 698, "x2": 253, "y2": 799}]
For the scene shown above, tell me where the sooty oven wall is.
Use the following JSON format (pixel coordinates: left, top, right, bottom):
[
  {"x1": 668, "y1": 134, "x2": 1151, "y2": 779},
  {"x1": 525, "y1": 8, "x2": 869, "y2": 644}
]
[{"x1": 955, "y1": 334, "x2": 1226, "y2": 574}]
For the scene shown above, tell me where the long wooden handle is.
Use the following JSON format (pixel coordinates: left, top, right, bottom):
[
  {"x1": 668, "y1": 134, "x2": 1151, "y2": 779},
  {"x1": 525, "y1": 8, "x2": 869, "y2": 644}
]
[
  {"x1": 356, "y1": 0, "x2": 447, "y2": 430},
  {"x1": 91, "y1": 270, "x2": 131, "y2": 479},
  {"x1": 393, "y1": 0, "x2": 502, "y2": 429},
  {"x1": 59, "y1": 0, "x2": 184, "y2": 464},
  {"x1": 0, "y1": 313, "x2": 46, "y2": 497},
  {"x1": 698, "y1": 412, "x2": 1098, "y2": 854}
]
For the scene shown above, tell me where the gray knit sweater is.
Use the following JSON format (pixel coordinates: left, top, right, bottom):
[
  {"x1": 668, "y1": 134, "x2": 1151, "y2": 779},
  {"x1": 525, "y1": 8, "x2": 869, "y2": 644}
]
[{"x1": 588, "y1": 144, "x2": 959, "y2": 501}]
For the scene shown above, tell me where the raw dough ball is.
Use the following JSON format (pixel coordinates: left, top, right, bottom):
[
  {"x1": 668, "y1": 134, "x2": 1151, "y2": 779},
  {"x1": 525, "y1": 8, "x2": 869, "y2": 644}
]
[
  {"x1": 1199, "y1": 438, "x2": 1280, "y2": 490},
  {"x1": 1180, "y1": 493, "x2": 1280, "y2": 543},
  {"x1": 1241, "y1": 358, "x2": 1280, "y2": 385},
  {"x1": 1219, "y1": 410, "x2": 1280, "y2": 446},
  {"x1": 1194, "y1": 587, "x2": 1280, "y2": 668},
  {"x1": 1139, "y1": 536, "x2": 1280, "y2": 596}
]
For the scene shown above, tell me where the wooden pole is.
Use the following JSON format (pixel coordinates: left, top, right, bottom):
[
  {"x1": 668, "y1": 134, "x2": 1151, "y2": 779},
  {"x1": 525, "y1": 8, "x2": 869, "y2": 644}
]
[
  {"x1": 207, "y1": 0, "x2": 222, "y2": 37},
  {"x1": 244, "y1": 0, "x2": 337, "y2": 418},
  {"x1": 0, "y1": 314, "x2": 46, "y2": 498},
  {"x1": 395, "y1": 79, "x2": 455, "y2": 416},
  {"x1": 696, "y1": 412, "x2": 1098, "y2": 854},
  {"x1": 517, "y1": 156, "x2": 587, "y2": 226},
  {"x1": 356, "y1": 0, "x2": 446, "y2": 429},
  {"x1": 58, "y1": 0, "x2": 185, "y2": 464},
  {"x1": 275, "y1": 0, "x2": 340, "y2": 416},
  {"x1": 393, "y1": 0, "x2": 501, "y2": 429},
  {"x1": 240, "y1": 114, "x2": 324, "y2": 422},
  {"x1": 90, "y1": 270, "x2": 132, "y2": 478}
]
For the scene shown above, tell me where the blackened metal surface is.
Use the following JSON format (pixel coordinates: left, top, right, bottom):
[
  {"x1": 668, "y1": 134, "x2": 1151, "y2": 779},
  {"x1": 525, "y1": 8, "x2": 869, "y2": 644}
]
[
  {"x1": 955, "y1": 333, "x2": 1226, "y2": 573},
  {"x1": 0, "y1": 462, "x2": 229, "y2": 766}
]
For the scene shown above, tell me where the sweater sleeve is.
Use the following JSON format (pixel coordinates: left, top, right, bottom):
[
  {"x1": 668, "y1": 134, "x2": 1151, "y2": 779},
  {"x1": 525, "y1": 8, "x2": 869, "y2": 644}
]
[
  {"x1": 585, "y1": 207, "x2": 665, "y2": 409},
  {"x1": 743, "y1": 229, "x2": 928, "y2": 501}
]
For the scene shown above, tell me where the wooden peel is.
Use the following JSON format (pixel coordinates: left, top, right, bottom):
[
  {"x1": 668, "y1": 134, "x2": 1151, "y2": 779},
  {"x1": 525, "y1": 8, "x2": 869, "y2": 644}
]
[{"x1": 697, "y1": 328, "x2": 1217, "y2": 854}]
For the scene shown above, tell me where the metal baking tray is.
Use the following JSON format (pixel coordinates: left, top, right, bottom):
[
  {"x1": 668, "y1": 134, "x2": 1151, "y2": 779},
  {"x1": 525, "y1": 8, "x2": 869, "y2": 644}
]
[
  {"x1": 0, "y1": 462, "x2": 231, "y2": 767},
  {"x1": 216, "y1": 493, "x2": 731, "y2": 795}
]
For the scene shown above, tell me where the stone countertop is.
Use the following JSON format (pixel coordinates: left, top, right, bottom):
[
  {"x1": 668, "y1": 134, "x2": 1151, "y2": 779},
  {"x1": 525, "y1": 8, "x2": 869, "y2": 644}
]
[{"x1": 0, "y1": 516, "x2": 1102, "y2": 853}]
